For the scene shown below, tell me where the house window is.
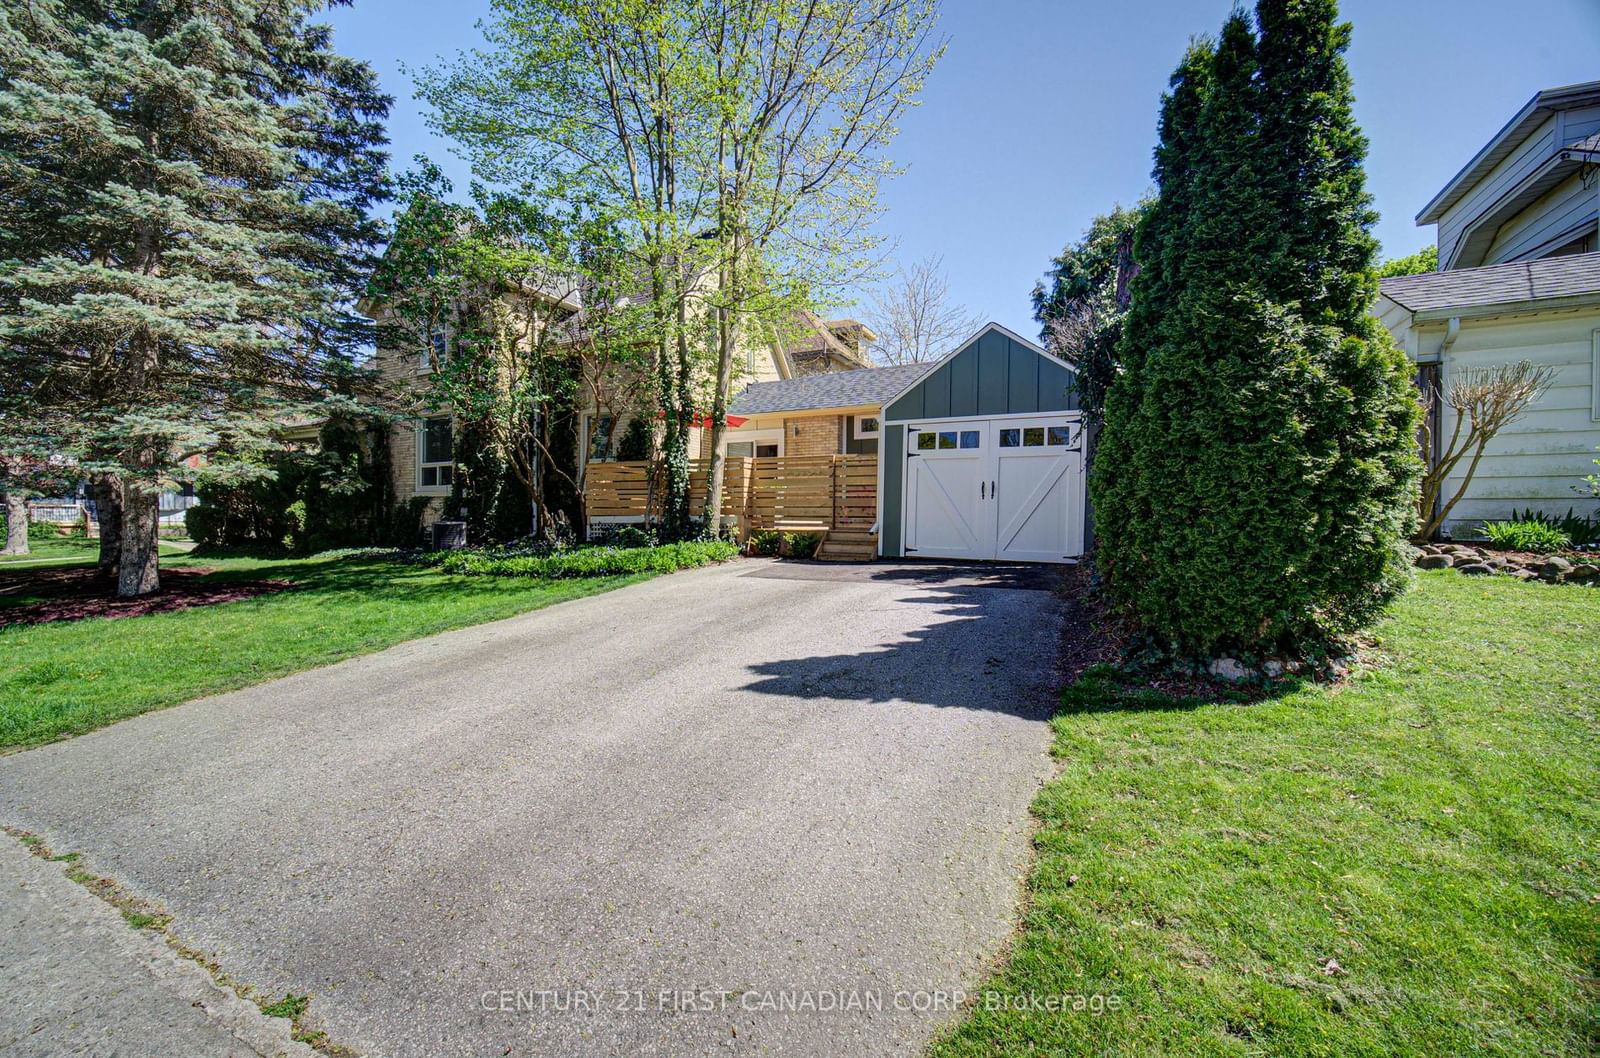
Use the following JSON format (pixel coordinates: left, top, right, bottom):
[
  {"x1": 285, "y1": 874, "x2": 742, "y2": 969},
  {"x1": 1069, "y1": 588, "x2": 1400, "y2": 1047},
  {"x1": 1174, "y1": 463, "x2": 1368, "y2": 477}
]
[
  {"x1": 725, "y1": 429, "x2": 783, "y2": 458},
  {"x1": 587, "y1": 415, "x2": 615, "y2": 464},
  {"x1": 853, "y1": 414, "x2": 880, "y2": 439},
  {"x1": 421, "y1": 325, "x2": 449, "y2": 370},
  {"x1": 418, "y1": 416, "x2": 453, "y2": 490}
]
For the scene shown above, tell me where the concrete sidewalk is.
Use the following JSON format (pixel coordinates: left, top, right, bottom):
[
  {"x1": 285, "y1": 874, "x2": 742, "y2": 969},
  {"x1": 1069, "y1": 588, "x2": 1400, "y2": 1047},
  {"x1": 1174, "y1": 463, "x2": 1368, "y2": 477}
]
[{"x1": 0, "y1": 836, "x2": 312, "y2": 1058}]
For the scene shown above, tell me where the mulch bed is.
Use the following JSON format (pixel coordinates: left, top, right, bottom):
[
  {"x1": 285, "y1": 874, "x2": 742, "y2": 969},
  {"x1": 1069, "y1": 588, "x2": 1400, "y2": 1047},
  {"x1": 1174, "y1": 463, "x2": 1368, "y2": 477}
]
[
  {"x1": 0, "y1": 566, "x2": 291, "y2": 628},
  {"x1": 1053, "y1": 562, "x2": 1305, "y2": 703}
]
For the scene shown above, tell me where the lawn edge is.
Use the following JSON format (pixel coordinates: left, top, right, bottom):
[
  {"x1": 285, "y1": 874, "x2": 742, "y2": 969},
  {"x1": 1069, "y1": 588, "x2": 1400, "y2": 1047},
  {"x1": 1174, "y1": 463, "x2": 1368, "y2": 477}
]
[{"x1": 1, "y1": 558, "x2": 740, "y2": 754}]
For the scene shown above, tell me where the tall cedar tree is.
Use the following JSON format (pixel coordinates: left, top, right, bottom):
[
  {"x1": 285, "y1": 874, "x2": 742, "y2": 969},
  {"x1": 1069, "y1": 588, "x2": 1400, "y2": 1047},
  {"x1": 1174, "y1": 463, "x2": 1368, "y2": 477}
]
[
  {"x1": 0, "y1": 0, "x2": 389, "y2": 595},
  {"x1": 1090, "y1": 2, "x2": 1419, "y2": 657}
]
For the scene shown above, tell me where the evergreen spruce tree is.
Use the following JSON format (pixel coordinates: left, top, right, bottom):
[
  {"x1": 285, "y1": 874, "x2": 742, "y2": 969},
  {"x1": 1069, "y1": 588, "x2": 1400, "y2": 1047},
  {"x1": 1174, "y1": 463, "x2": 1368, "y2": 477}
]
[
  {"x1": 0, "y1": 0, "x2": 389, "y2": 596},
  {"x1": 1091, "y1": 2, "x2": 1419, "y2": 658}
]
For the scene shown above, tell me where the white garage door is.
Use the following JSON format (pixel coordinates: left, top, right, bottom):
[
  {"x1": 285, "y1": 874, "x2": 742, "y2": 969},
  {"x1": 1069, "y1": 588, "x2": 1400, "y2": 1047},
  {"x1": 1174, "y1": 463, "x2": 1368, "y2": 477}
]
[{"x1": 903, "y1": 416, "x2": 1085, "y2": 563}]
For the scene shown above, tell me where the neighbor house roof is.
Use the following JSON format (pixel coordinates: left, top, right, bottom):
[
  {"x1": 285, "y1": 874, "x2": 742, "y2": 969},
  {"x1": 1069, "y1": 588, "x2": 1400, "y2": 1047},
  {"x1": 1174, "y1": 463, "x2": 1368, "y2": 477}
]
[
  {"x1": 729, "y1": 361, "x2": 932, "y2": 415},
  {"x1": 1379, "y1": 251, "x2": 1600, "y2": 318},
  {"x1": 1417, "y1": 80, "x2": 1600, "y2": 225}
]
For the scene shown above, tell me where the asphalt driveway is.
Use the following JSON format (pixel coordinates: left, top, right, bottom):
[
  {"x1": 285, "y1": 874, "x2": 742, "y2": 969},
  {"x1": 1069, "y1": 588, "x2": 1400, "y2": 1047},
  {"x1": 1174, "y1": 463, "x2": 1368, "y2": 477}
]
[{"x1": 0, "y1": 559, "x2": 1061, "y2": 1057}]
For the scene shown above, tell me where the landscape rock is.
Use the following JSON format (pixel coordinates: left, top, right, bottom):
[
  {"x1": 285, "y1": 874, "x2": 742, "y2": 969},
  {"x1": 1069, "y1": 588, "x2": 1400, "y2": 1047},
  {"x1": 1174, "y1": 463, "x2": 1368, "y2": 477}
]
[
  {"x1": 1512, "y1": 569, "x2": 1538, "y2": 582},
  {"x1": 1568, "y1": 563, "x2": 1598, "y2": 583},
  {"x1": 1457, "y1": 563, "x2": 1495, "y2": 576},
  {"x1": 1207, "y1": 657, "x2": 1251, "y2": 682},
  {"x1": 1415, "y1": 554, "x2": 1453, "y2": 570},
  {"x1": 1539, "y1": 557, "x2": 1574, "y2": 582}
]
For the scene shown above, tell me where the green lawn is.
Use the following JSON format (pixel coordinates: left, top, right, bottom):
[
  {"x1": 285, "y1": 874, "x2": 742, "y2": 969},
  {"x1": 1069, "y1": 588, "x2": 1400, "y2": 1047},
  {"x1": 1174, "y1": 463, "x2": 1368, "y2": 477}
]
[
  {"x1": 0, "y1": 533, "x2": 102, "y2": 566},
  {"x1": 0, "y1": 533, "x2": 189, "y2": 569},
  {"x1": 0, "y1": 552, "x2": 651, "y2": 749},
  {"x1": 935, "y1": 572, "x2": 1599, "y2": 1058}
]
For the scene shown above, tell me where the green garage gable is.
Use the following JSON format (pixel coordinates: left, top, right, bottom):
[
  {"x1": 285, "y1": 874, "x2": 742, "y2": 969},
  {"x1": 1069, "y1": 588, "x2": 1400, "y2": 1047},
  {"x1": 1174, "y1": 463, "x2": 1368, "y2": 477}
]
[
  {"x1": 879, "y1": 324, "x2": 1079, "y2": 559},
  {"x1": 883, "y1": 324, "x2": 1077, "y2": 422}
]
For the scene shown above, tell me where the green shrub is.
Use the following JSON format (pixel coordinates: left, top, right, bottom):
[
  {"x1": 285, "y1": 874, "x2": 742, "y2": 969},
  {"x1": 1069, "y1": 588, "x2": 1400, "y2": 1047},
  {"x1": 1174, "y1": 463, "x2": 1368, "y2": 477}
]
[
  {"x1": 1509, "y1": 507, "x2": 1598, "y2": 548},
  {"x1": 611, "y1": 525, "x2": 656, "y2": 549},
  {"x1": 190, "y1": 416, "x2": 397, "y2": 554},
  {"x1": 436, "y1": 539, "x2": 737, "y2": 579},
  {"x1": 615, "y1": 417, "x2": 653, "y2": 461},
  {"x1": 380, "y1": 497, "x2": 434, "y2": 549},
  {"x1": 1478, "y1": 520, "x2": 1571, "y2": 554},
  {"x1": 749, "y1": 529, "x2": 781, "y2": 556},
  {"x1": 785, "y1": 532, "x2": 822, "y2": 560},
  {"x1": 183, "y1": 503, "x2": 228, "y2": 549}
]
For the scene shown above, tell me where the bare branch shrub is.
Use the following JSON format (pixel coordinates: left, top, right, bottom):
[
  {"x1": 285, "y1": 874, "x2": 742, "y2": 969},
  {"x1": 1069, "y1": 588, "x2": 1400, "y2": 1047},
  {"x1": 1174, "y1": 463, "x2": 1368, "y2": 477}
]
[{"x1": 1417, "y1": 359, "x2": 1556, "y2": 539}]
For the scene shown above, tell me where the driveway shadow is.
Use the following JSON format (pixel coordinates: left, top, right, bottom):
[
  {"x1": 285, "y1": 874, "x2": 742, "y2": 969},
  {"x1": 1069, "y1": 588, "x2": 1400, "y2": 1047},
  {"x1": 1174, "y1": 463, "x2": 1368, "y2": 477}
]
[{"x1": 738, "y1": 562, "x2": 1062, "y2": 719}]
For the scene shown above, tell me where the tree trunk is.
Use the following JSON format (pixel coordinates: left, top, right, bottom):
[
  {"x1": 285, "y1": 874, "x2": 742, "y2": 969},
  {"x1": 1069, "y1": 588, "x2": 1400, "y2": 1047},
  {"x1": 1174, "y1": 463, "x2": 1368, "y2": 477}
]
[
  {"x1": 2, "y1": 493, "x2": 28, "y2": 556},
  {"x1": 92, "y1": 475, "x2": 123, "y2": 580},
  {"x1": 705, "y1": 301, "x2": 738, "y2": 539},
  {"x1": 117, "y1": 480, "x2": 160, "y2": 597}
]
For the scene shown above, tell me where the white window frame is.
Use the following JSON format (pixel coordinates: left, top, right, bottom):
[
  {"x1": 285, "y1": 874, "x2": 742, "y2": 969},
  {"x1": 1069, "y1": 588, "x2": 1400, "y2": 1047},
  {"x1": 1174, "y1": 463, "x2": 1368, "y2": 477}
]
[
  {"x1": 724, "y1": 427, "x2": 784, "y2": 459},
  {"x1": 416, "y1": 416, "x2": 454, "y2": 495},
  {"x1": 853, "y1": 414, "x2": 881, "y2": 439}
]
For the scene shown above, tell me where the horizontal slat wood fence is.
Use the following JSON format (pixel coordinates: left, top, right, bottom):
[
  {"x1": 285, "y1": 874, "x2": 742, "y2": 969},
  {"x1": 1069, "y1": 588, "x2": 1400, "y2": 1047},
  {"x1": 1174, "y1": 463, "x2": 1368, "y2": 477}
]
[{"x1": 585, "y1": 454, "x2": 878, "y2": 536}]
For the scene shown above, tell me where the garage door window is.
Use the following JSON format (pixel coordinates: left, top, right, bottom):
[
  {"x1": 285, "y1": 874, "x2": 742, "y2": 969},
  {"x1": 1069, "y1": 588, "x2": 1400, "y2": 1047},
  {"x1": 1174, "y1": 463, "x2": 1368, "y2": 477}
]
[
  {"x1": 916, "y1": 431, "x2": 937, "y2": 451},
  {"x1": 1048, "y1": 426, "x2": 1071, "y2": 446},
  {"x1": 1023, "y1": 427, "x2": 1045, "y2": 446},
  {"x1": 960, "y1": 430, "x2": 980, "y2": 449},
  {"x1": 938, "y1": 431, "x2": 958, "y2": 449},
  {"x1": 999, "y1": 429, "x2": 1020, "y2": 447}
]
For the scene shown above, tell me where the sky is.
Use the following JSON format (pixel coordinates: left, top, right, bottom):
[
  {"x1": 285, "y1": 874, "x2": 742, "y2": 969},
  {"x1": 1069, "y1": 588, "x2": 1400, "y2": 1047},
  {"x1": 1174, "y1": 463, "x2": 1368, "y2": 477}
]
[{"x1": 322, "y1": 0, "x2": 1600, "y2": 340}]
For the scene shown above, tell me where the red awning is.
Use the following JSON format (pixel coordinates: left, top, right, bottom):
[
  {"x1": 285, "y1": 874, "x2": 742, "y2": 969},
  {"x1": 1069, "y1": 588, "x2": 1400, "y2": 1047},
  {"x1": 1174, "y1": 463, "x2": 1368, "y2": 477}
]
[{"x1": 658, "y1": 411, "x2": 748, "y2": 429}]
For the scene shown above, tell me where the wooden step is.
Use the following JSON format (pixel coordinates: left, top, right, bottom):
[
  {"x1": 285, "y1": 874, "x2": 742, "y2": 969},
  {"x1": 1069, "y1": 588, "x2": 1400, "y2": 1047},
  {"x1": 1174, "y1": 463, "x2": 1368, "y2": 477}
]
[{"x1": 816, "y1": 540, "x2": 878, "y2": 562}]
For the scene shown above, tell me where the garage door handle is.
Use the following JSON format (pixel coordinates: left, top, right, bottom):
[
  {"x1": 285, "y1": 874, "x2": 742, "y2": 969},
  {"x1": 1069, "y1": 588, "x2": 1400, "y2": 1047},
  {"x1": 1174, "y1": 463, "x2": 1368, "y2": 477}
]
[
  {"x1": 991, "y1": 480, "x2": 996, "y2": 498},
  {"x1": 980, "y1": 481, "x2": 986, "y2": 499}
]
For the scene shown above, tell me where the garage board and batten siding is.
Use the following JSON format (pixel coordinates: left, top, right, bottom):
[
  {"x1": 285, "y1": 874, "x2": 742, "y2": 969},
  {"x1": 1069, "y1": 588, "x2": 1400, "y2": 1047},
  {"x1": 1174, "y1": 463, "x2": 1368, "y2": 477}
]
[{"x1": 879, "y1": 325, "x2": 1083, "y2": 561}]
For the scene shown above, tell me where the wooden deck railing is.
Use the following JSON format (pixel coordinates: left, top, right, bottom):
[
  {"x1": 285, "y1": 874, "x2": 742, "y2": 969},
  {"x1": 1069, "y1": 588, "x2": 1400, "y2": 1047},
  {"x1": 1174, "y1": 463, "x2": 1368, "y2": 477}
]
[{"x1": 584, "y1": 454, "x2": 878, "y2": 537}]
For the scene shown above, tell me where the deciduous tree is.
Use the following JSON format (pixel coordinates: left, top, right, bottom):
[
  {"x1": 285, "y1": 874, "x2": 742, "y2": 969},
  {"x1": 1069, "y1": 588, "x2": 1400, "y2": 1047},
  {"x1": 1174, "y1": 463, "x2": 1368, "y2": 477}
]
[
  {"x1": 1032, "y1": 205, "x2": 1143, "y2": 424},
  {"x1": 869, "y1": 255, "x2": 979, "y2": 366}
]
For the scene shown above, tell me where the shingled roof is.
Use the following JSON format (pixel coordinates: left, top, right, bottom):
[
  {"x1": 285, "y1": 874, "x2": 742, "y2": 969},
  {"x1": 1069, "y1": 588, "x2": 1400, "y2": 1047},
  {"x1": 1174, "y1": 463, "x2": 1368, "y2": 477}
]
[
  {"x1": 1379, "y1": 251, "x2": 1600, "y2": 316},
  {"x1": 729, "y1": 361, "x2": 932, "y2": 415}
]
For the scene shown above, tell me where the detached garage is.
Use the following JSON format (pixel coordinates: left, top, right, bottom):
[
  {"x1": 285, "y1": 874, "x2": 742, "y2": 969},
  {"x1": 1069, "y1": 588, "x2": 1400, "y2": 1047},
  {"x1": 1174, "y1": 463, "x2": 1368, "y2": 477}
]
[
  {"x1": 706, "y1": 321, "x2": 1085, "y2": 563},
  {"x1": 878, "y1": 324, "x2": 1085, "y2": 563}
]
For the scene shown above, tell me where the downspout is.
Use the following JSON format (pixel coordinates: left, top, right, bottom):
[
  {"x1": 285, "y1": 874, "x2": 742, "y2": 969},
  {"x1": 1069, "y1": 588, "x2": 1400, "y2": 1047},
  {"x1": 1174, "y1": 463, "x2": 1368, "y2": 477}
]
[
  {"x1": 1431, "y1": 316, "x2": 1461, "y2": 527},
  {"x1": 1438, "y1": 316, "x2": 1460, "y2": 358}
]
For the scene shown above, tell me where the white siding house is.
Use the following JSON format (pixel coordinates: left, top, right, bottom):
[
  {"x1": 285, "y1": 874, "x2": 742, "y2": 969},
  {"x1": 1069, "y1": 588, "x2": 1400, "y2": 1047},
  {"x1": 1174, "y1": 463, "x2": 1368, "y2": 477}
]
[{"x1": 1377, "y1": 80, "x2": 1600, "y2": 537}]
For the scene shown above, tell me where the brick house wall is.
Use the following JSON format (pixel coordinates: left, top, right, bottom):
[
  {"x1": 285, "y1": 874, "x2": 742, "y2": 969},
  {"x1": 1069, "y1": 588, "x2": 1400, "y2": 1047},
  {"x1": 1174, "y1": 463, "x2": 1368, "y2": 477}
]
[
  {"x1": 369, "y1": 334, "x2": 450, "y2": 528},
  {"x1": 783, "y1": 414, "x2": 844, "y2": 457}
]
